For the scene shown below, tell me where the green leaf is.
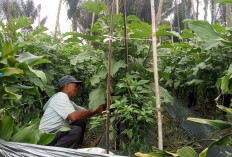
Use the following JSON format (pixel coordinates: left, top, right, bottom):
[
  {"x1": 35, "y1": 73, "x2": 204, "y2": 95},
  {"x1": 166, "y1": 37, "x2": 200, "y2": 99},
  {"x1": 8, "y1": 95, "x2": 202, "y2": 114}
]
[
  {"x1": 90, "y1": 70, "x2": 107, "y2": 86},
  {"x1": 122, "y1": 129, "x2": 133, "y2": 139},
  {"x1": 89, "y1": 85, "x2": 106, "y2": 111},
  {"x1": 186, "y1": 79, "x2": 204, "y2": 86},
  {"x1": 81, "y1": 0, "x2": 107, "y2": 14},
  {"x1": 221, "y1": 75, "x2": 230, "y2": 93},
  {"x1": 111, "y1": 59, "x2": 126, "y2": 76},
  {"x1": 199, "y1": 134, "x2": 232, "y2": 157},
  {"x1": 12, "y1": 85, "x2": 40, "y2": 98},
  {"x1": 215, "y1": 0, "x2": 232, "y2": 3},
  {"x1": 135, "y1": 146, "x2": 177, "y2": 157},
  {"x1": 177, "y1": 147, "x2": 198, "y2": 157},
  {"x1": 0, "y1": 116, "x2": 14, "y2": 141},
  {"x1": 17, "y1": 62, "x2": 47, "y2": 84},
  {"x1": 184, "y1": 20, "x2": 222, "y2": 40},
  {"x1": 32, "y1": 26, "x2": 48, "y2": 36},
  {"x1": 4, "y1": 86, "x2": 22, "y2": 100},
  {"x1": 0, "y1": 67, "x2": 24, "y2": 76},
  {"x1": 16, "y1": 52, "x2": 44, "y2": 65},
  {"x1": 187, "y1": 117, "x2": 232, "y2": 130},
  {"x1": 37, "y1": 131, "x2": 56, "y2": 145},
  {"x1": 2, "y1": 41, "x2": 13, "y2": 58},
  {"x1": 11, "y1": 118, "x2": 40, "y2": 144},
  {"x1": 217, "y1": 105, "x2": 232, "y2": 116},
  {"x1": 11, "y1": 16, "x2": 33, "y2": 32},
  {"x1": 70, "y1": 51, "x2": 96, "y2": 65}
]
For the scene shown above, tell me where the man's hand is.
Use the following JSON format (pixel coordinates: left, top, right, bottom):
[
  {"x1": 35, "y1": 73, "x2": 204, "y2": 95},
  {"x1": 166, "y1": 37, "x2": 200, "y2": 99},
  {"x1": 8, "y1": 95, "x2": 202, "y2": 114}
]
[{"x1": 94, "y1": 104, "x2": 104, "y2": 114}]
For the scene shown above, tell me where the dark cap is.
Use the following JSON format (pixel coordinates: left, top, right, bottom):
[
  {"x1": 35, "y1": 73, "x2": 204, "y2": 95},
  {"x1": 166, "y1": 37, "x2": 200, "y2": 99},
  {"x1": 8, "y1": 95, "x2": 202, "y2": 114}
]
[{"x1": 58, "y1": 75, "x2": 82, "y2": 88}]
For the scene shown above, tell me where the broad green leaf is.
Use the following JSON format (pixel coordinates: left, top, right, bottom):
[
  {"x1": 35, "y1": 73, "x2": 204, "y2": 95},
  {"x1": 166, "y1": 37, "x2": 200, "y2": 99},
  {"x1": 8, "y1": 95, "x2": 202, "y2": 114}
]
[
  {"x1": 187, "y1": 117, "x2": 232, "y2": 130},
  {"x1": 186, "y1": 79, "x2": 204, "y2": 86},
  {"x1": 0, "y1": 67, "x2": 24, "y2": 76},
  {"x1": 0, "y1": 116, "x2": 14, "y2": 141},
  {"x1": 217, "y1": 105, "x2": 232, "y2": 116},
  {"x1": 221, "y1": 75, "x2": 230, "y2": 93},
  {"x1": 37, "y1": 131, "x2": 56, "y2": 145},
  {"x1": 111, "y1": 59, "x2": 126, "y2": 76},
  {"x1": 33, "y1": 59, "x2": 52, "y2": 65},
  {"x1": 81, "y1": 1, "x2": 107, "y2": 14},
  {"x1": 11, "y1": 16, "x2": 33, "y2": 32},
  {"x1": 90, "y1": 70, "x2": 107, "y2": 86},
  {"x1": 12, "y1": 85, "x2": 40, "y2": 98},
  {"x1": 184, "y1": 20, "x2": 222, "y2": 40},
  {"x1": 177, "y1": 147, "x2": 198, "y2": 157},
  {"x1": 159, "y1": 86, "x2": 174, "y2": 104},
  {"x1": 17, "y1": 62, "x2": 47, "y2": 84},
  {"x1": 10, "y1": 118, "x2": 40, "y2": 144},
  {"x1": 2, "y1": 41, "x2": 13, "y2": 58},
  {"x1": 215, "y1": 0, "x2": 232, "y2": 3},
  {"x1": 89, "y1": 85, "x2": 106, "y2": 111},
  {"x1": 199, "y1": 134, "x2": 232, "y2": 157},
  {"x1": 227, "y1": 64, "x2": 232, "y2": 73},
  {"x1": 181, "y1": 28, "x2": 195, "y2": 39},
  {"x1": 32, "y1": 26, "x2": 48, "y2": 36},
  {"x1": 16, "y1": 52, "x2": 44, "y2": 65},
  {"x1": 4, "y1": 86, "x2": 22, "y2": 100},
  {"x1": 70, "y1": 51, "x2": 96, "y2": 65},
  {"x1": 135, "y1": 146, "x2": 177, "y2": 157}
]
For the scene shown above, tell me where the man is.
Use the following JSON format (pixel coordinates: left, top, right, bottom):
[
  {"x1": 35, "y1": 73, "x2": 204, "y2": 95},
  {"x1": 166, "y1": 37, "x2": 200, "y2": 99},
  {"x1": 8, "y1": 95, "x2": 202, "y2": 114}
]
[{"x1": 39, "y1": 75, "x2": 104, "y2": 148}]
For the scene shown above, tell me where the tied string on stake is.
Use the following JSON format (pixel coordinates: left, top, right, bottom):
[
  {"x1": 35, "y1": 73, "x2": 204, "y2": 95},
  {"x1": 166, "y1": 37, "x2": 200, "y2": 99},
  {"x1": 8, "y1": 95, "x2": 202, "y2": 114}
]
[{"x1": 103, "y1": 35, "x2": 152, "y2": 42}]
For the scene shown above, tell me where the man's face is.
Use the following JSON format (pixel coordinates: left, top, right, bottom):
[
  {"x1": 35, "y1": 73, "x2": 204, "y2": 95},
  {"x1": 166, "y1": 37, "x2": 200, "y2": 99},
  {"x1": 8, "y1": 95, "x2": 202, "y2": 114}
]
[{"x1": 67, "y1": 82, "x2": 78, "y2": 99}]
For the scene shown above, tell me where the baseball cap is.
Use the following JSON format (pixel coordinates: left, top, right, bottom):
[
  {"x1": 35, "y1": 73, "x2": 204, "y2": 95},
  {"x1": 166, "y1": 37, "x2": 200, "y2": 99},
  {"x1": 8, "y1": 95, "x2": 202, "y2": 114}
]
[{"x1": 58, "y1": 75, "x2": 82, "y2": 88}]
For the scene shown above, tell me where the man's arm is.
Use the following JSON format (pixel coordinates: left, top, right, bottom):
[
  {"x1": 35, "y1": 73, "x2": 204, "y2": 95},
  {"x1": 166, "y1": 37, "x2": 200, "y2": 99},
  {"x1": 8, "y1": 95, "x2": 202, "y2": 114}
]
[{"x1": 68, "y1": 105, "x2": 104, "y2": 121}]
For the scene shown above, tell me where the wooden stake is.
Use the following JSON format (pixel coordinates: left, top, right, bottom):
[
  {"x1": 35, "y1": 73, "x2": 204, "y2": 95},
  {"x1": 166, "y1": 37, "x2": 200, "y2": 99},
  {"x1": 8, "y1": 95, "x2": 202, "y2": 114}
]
[
  {"x1": 106, "y1": 0, "x2": 115, "y2": 154},
  {"x1": 123, "y1": 0, "x2": 128, "y2": 71},
  {"x1": 150, "y1": 0, "x2": 163, "y2": 150}
]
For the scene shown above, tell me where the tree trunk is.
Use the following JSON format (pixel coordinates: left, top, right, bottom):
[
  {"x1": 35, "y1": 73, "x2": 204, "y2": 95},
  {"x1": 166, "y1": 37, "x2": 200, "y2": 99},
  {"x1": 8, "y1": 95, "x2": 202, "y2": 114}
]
[
  {"x1": 175, "y1": 0, "x2": 180, "y2": 33},
  {"x1": 170, "y1": 20, "x2": 174, "y2": 44},
  {"x1": 156, "y1": 0, "x2": 163, "y2": 29},
  {"x1": 210, "y1": 0, "x2": 216, "y2": 24},
  {"x1": 196, "y1": 0, "x2": 200, "y2": 20},
  {"x1": 150, "y1": 0, "x2": 163, "y2": 150},
  {"x1": 191, "y1": 0, "x2": 196, "y2": 19},
  {"x1": 204, "y1": 0, "x2": 208, "y2": 21},
  {"x1": 226, "y1": 4, "x2": 231, "y2": 27},
  {"x1": 37, "y1": 7, "x2": 41, "y2": 28},
  {"x1": 6, "y1": 0, "x2": 12, "y2": 26},
  {"x1": 72, "y1": 15, "x2": 78, "y2": 32},
  {"x1": 53, "y1": 0, "x2": 62, "y2": 42}
]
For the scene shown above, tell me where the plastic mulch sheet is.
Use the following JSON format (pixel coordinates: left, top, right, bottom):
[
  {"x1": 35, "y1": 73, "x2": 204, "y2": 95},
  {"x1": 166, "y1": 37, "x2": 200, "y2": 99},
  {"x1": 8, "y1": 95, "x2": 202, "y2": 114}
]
[{"x1": 0, "y1": 140, "x2": 125, "y2": 157}]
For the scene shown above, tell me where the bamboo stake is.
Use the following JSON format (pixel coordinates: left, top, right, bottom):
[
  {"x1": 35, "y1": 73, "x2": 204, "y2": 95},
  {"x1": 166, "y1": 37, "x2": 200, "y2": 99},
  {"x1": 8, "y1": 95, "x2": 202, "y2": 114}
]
[
  {"x1": 150, "y1": 0, "x2": 163, "y2": 150},
  {"x1": 106, "y1": 0, "x2": 115, "y2": 154},
  {"x1": 53, "y1": 0, "x2": 62, "y2": 43},
  {"x1": 116, "y1": 0, "x2": 119, "y2": 14},
  {"x1": 123, "y1": 0, "x2": 128, "y2": 71}
]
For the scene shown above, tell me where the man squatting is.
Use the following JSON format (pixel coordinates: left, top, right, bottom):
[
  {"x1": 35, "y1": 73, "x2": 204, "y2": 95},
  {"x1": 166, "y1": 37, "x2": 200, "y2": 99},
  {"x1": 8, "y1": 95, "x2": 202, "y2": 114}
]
[{"x1": 39, "y1": 75, "x2": 104, "y2": 148}]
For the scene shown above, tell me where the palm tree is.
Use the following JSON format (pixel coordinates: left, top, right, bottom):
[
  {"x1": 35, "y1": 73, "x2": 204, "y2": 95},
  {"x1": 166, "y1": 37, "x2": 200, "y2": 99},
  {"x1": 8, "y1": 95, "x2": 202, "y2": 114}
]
[{"x1": 0, "y1": 0, "x2": 47, "y2": 27}]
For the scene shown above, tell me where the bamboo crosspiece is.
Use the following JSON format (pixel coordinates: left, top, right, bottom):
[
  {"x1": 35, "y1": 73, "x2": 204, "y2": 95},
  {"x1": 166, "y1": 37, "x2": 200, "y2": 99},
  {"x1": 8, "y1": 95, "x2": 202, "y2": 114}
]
[{"x1": 150, "y1": 0, "x2": 163, "y2": 150}]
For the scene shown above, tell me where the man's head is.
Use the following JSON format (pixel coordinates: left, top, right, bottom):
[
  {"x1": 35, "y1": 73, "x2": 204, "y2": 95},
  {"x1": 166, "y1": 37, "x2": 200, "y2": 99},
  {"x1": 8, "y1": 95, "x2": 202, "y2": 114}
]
[{"x1": 58, "y1": 75, "x2": 82, "y2": 99}]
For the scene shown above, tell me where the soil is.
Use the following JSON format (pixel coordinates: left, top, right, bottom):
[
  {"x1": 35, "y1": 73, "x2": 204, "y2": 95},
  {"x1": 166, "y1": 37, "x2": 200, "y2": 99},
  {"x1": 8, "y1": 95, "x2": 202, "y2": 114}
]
[{"x1": 75, "y1": 108, "x2": 203, "y2": 154}]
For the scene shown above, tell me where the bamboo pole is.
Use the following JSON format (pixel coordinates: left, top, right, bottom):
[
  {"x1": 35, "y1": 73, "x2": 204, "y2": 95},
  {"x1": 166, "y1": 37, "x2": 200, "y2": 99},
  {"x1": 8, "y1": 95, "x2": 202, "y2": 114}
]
[
  {"x1": 150, "y1": 0, "x2": 163, "y2": 150},
  {"x1": 116, "y1": 0, "x2": 119, "y2": 14},
  {"x1": 53, "y1": 0, "x2": 62, "y2": 43},
  {"x1": 106, "y1": 0, "x2": 115, "y2": 154},
  {"x1": 123, "y1": 0, "x2": 128, "y2": 71}
]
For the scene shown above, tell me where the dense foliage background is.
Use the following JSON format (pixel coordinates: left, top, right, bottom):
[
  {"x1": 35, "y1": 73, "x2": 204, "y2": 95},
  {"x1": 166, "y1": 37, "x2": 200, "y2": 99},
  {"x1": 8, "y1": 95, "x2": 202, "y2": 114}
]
[{"x1": 0, "y1": 0, "x2": 232, "y2": 157}]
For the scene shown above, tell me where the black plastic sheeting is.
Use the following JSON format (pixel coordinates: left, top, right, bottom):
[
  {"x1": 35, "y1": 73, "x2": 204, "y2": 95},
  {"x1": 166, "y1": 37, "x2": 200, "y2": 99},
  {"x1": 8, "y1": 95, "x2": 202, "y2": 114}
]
[{"x1": 0, "y1": 140, "x2": 125, "y2": 157}]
